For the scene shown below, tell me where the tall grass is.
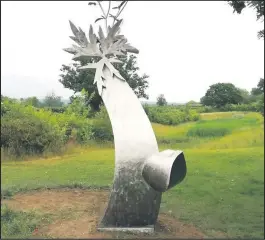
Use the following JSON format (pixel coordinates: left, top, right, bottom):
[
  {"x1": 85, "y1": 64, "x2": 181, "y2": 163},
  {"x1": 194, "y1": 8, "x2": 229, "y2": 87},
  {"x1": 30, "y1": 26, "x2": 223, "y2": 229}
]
[
  {"x1": 1, "y1": 204, "x2": 51, "y2": 239},
  {"x1": 196, "y1": 127, "x2": 264, "y2": 150},
  {"x1": 199, "y1": 111, "x2": 246, "y2": 120},
  {"x1": 186, "y1": 115, "x2": 260, "y2": 138}
]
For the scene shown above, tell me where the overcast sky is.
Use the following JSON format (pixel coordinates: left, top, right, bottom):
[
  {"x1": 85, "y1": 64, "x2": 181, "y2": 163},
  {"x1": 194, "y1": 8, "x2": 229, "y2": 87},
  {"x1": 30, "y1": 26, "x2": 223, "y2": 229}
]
[{"x1": 1, "y1": 1, "x2": 264, "y2": 103}]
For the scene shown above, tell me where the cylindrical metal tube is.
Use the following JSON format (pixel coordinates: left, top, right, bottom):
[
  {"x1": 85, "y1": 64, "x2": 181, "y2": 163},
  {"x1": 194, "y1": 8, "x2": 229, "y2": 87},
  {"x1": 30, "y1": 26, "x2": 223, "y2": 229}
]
[{"x1": 142, "y1": 150, "x2": 187, "y2": 192}]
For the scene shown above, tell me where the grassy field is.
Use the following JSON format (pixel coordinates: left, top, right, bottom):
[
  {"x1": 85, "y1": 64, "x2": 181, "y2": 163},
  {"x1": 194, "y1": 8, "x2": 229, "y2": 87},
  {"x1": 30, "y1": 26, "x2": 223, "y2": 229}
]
[{"x1": 1, "y1": 112, "x2": 264, "y2": 238}]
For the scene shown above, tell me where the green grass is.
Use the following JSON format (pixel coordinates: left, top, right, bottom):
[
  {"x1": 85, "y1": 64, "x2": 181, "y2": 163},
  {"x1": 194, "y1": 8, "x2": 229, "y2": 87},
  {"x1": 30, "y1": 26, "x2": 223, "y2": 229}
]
[
  {"x1": 187, "y1": 115, "x2": 259, "y2": 138},
  {"x1": 1, "y1": 149, "x2": 115, "y2": 194},
  {"x1": 152, "y1": 122, "x2": 201, "y2": 148},
  {"x1": 1, "y1": 111, "x2": 264, "y2": 238},
  {"x1": 161, "y1": 147, "x2": 264, "y2": 238},
  {"x1": 1, "y1": 204, "x2": 51, "y2": 239},
  {"x1": 199, "y1": 111, "x2": 247, "y2": 120}
]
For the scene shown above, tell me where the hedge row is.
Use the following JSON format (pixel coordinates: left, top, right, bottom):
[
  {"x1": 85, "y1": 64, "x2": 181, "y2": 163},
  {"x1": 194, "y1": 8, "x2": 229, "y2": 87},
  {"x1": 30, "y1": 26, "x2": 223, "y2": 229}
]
[
  {"x1": 197, "y1": 102, "x2": 264, "y2": 115},
  {"x1": 143, "y1": 105, "x2": 200, "y2": 125},
  {"x1": 0, "y1": 100, "x2": 111, "y2": 157}
]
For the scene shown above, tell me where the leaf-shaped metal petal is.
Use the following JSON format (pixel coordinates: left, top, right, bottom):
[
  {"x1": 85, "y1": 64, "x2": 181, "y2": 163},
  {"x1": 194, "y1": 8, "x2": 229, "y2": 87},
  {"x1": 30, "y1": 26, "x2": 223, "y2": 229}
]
[
  {"x1": 72, "y1": 52, "x2": 98, "y2": 61},
  {"x1": 104, "y1": 39, "x2": 125, "y2": 55},
  {"x1": 68, "y1": 24, "x2": 102, "y2": 59},
  {"x1": 89, "y1": 25, "x2": 97, "y2": 44},
  {"x1": 98, "y1": 26, "x2": 105, "y2": 40},
  {"x1": 63, "y1": 48, "x2": 78, "y2": 54},
  {"x1": 97, "y1": 18, "x2": 139, "y2": 57},
  {"x1": 78, "y1": 27, "x2": 88, "y2": 46},
  {"x1": 114, "y1": 35, "x2": 125, "y2": 41},
  {"x1": 69, "y1": 36, "x2": 84, "y2": 46},
  {"x1": 109, "y1": 39, "x2": 122, "y2": 49},
  {"x1": 116, "y1": 29, "x2": 121, "y2": 36},
  {"x1": 105, "y1": 61, "x2": 125, "y2": 81},
  {"x1": 79, "y1": 27, "x2": 85, "y2": 35},
  {"x1": 118, "y1": 39, "x2": 127, "y2": 47},
  {"x1": 71, "y1": 44, "x2": 82, "y2": 52},
  {"x1": 68, "y1": 22, "x2": 89, "y2": 47},
  {"x1": 64, "y1": 18, "x2": 138, "y2": 95},
  {"x1": 108, "y1": 26, "x2": 112, "y2": 33},
  {"x1": 108, "y1": 19, "x2": 123, "y2": 39},
  {"x1": 124, "y1": 44, "x2": 139, "y2": 54},
  {"x1": 112, "y1": 50, "x2": 126, "y2": 56},
  {"x1": 78, "y1": 59, "x2": 106, "y2": 96},
  {"x1": 69, "y1": 21, "x2": 80, "y2": 37}
]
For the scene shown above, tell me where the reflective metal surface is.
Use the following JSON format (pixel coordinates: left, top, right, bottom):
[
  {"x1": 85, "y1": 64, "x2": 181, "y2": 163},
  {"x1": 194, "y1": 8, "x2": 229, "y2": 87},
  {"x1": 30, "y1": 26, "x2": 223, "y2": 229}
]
[
  {"x1": 64, "y1": 19, "x2": 187, "y2": 231},
  {"x1": 142, "y1": 150, "x2": 187, "y2": 192}
]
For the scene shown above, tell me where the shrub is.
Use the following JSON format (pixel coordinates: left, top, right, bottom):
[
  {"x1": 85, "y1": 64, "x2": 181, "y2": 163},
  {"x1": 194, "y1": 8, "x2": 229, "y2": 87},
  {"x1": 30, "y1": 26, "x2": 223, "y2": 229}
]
[
  {"x1": 91, "y1": 119, "x2": 114, "y2": 141},
  {"x1": 64, "y1": 117, "x2": 93, "y2": 144},
  {"x1": 0, "y1": 99, "x2": 94, "y2": 157},
  {"x1": 143, "y1": 105, "x2": 200, "y2": 125},
  {"x1": 1, "y1": 113, "x2": 64, "y2": 156},
  {"x1": 188, "y1": 109, "x2": 200, "y2": 121},
  {"x1": 45, "y1": 106, "x2": 67, "y2": 113},
  {"x1": 91, "y1": 107, "x2": 113, "y2": 141},
  {"x1": 198, "y1": 106, "x2": 217, "y2": 113},
  {"x1": 219, "y1": 103, "x2": 260, "y2": 112},
  {"x1": 199, "y1": 102, "x2": 264, "y2": 115}
]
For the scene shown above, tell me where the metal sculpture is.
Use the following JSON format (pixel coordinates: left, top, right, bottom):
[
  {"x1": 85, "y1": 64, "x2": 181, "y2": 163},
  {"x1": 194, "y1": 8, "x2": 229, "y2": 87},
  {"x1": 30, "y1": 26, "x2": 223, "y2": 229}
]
[{"x1": 64, "y1": 2, "x2": 187, "y2": 233}]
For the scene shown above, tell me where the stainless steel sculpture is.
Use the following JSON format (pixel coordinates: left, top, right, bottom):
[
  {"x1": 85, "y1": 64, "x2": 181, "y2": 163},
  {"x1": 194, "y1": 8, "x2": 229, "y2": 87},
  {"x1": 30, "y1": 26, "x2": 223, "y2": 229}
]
[{"x1": 64, "y1": 4, "x2": 186, "y2": 232}]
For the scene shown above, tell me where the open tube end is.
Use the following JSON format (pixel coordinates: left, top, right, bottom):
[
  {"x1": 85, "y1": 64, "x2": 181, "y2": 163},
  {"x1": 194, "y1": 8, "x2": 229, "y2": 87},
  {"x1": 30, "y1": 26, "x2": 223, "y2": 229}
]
[
  {"x1": 167, "y1": 152, "x2": 186, "y2": 190},
  {"x1": 142, "y1": 150, "x2": 187, "y2": 192}
]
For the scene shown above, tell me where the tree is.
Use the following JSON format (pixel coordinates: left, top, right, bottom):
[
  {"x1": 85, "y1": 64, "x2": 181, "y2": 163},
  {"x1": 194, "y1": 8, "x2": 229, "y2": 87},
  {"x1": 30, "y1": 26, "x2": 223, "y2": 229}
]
[
  {"x1": 200, "y1": 83, "x2": 243, "y2": 108},
  {"x1": 251, "y1": 78, "x2": 264, "y2": 95},
  {"x1": 228, "y1": 1, "x2": 264, "y2": 39},
  {"x1": 66, "y1": 89, "x2": 91, "y2": 117},
  {"x1": 43, "y1": 92, "x2": 64, "y2": 108},
  {"x1": 186, "y1": 100, "x2": 198, "y2": 105},
  {"x1": 237, "y1": 88, "x2": 251, "y2": 103},
  {"x1": 250, "y1": 78, "x2": 264, "y2": 116},
  {"x1": 21, "y1": 96, "x2": 41, "y2": 107},
  {"x1": 156, "y1": 94, "x2": 167, "y2": 106},
  {"x1": 59, "y1": 55, "x2": 149, "y2": 111}
]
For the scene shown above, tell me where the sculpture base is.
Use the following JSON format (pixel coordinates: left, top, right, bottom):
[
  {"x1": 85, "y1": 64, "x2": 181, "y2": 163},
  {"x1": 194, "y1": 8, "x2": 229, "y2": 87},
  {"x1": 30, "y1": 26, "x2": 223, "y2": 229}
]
[{"x1": 97, "y1": 225, "x2": 154, "y2": 234}]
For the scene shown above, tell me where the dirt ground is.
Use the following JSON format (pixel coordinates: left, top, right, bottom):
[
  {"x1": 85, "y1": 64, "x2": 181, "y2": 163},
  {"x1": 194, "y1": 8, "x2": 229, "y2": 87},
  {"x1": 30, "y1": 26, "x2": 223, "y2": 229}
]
[{"x1": 2, "y1": 188, "x2": 208, "y2": 239}]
